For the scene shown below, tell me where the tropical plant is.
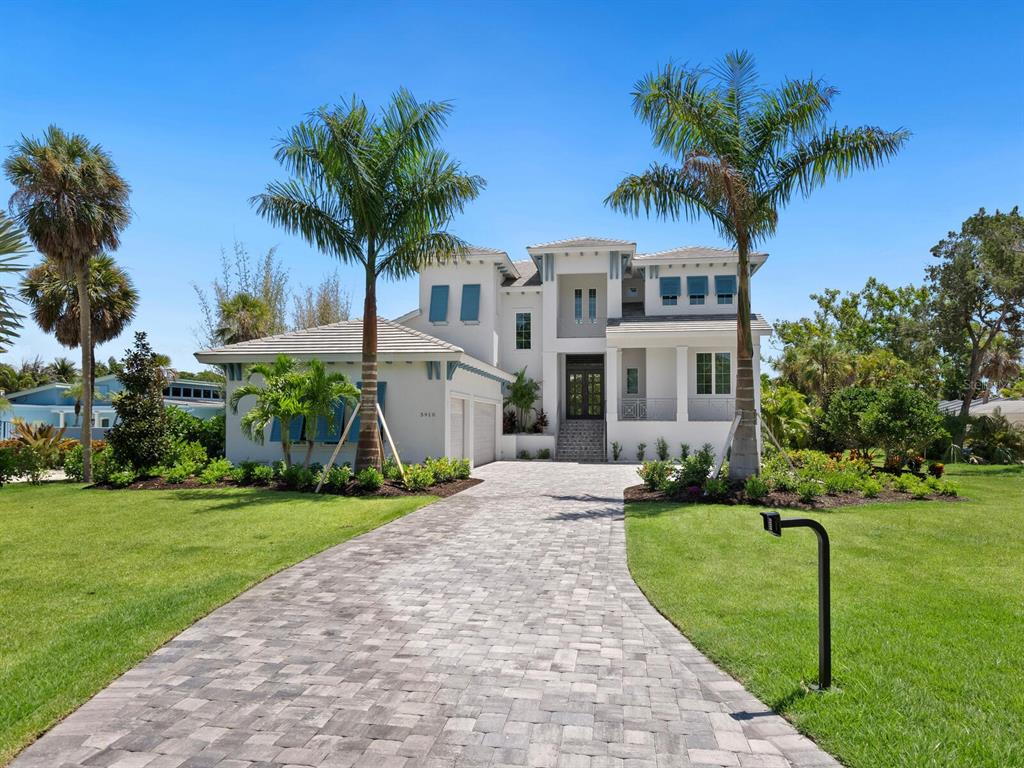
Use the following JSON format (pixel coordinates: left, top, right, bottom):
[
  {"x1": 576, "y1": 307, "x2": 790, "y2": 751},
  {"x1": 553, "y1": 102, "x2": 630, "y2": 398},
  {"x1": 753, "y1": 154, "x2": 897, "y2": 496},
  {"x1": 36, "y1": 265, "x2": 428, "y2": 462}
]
[
  {"x1": 214, "y1": 291, "x2": 274, "y2": 346},
  {"x1": 66, "y1": 376, "x2": 108, "y2": 426},
  {"x1": 165, "y1": 406, "x2": 225, "y2": 459},
  {"x1": 296, "y1": 359, "x2": 359, "y2": 467},
  {"x1": 760, "y1": 375, "x2": 813, "y2": 448},
  {"x1": 229, "y1": 355, "x2": 304, "y2": 467},
  {"x1": 606, "y1": 51, "x2": 908, "y2": 478},
  {"x1": 861, "y1": 382, "x2": 946, "y2": 469},
  {"x1": 252, "y1": 90, "x2": 485, "y2": 470},
  {"x1": 46, "y1": 356, "x2": 78, "y2": 382},
  {"x1": 19, "y1": 253, "x2": 138, "y2": 353},
  {"x1": 107, "y1": 332, "x2": 171, "y2": 471},
  {"x1": 5, "y1": 126, "x2": 132, "y2": 482},
  {"x1": 505, "y1": 368, "x2": 540, "y2": 432},
  {"x1": 9, "y1": 419, "x2": 67, "y2": 483},
  {"x1": 979, "y1": 335, "x2": 1022, "y2": 392},
  {"x1": 0, "y1": 213, "x2": 29, "y2": 352},
  {"x1": 964, "y1": 409, "x2": 1024, "y2": 464}
]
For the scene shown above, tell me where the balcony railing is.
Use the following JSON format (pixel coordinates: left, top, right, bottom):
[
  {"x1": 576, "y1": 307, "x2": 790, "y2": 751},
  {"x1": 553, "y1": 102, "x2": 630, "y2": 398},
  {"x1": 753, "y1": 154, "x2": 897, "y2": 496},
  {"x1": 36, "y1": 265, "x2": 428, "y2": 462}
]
[
  {"x1": 619, "y1": 397, "x2": 677, "y2": 421},
  {"x1": 557, "y1": 314, "x2": 607, "y2": 338},
  {"x1": 688, "y1": 397, "x2": 735, "y2": 422}
]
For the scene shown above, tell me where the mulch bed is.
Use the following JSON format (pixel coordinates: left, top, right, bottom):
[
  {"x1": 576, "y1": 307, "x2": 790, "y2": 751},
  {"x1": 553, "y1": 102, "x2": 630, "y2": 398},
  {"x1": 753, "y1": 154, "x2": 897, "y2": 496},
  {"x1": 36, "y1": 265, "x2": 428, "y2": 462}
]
[
  {"x1": 623, "y1": 484, "x2": 960, "y2": 510},
  {"x1": 102, "y1": 476, "x2": 483, "y2": 498}
]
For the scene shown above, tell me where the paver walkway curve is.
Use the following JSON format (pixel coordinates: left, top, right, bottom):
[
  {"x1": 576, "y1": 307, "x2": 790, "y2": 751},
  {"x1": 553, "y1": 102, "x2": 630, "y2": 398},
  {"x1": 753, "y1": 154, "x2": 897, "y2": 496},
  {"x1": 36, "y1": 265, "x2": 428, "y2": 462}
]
[{"x1": 15, "y1": 462, "x2": 838, "y2": 768}]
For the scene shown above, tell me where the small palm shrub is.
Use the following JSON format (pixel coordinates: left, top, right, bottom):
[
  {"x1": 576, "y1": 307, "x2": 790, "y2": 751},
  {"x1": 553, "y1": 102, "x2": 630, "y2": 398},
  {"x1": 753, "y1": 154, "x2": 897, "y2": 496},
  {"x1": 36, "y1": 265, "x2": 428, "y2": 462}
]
[
  {"x1": 655, "y1": 437, "x2": 669, "y2": 461},
  {"x1": 611, "y1": 441, "x2": 622, "y2": 461},
  {"x1": 744, "y1": 475, "x2": 770, "y2": 501},
  {"x1": 636, "y1": 443, "x2": 646, "y2": 462},
  {"x1": 356, "y1": 466, "x2": 383, "y2": 492},
  {"x1": 403, "y1": 463, "x2": 435, "y2": 491},
  {"x1": 637, "y1": 460, "x2": 672, "y2": 491},
  {"x1": 324, "y1": 465, "x2": 351, "y2": 492},
  {"x1": 199, "y1": 458, "x2": 234, "y2": 485}
]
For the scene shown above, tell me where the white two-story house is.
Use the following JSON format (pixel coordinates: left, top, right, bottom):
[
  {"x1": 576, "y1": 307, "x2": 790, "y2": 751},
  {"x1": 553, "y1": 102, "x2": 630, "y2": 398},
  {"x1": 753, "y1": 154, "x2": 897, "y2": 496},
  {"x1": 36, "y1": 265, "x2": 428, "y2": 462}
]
[{"x1": 199, "y1": 236, "x2": 770, "y2": 468}]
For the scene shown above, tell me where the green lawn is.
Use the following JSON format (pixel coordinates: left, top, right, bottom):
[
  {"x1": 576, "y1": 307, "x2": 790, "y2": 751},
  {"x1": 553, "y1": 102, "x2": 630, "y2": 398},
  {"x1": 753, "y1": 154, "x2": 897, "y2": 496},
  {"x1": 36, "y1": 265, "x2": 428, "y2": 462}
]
[
  {"x1": 626, "y1": 465, "x2": 1024, "y2": 768},
  {"x1": 0, "y1": 483, "x2": 433, "y2": 765}
]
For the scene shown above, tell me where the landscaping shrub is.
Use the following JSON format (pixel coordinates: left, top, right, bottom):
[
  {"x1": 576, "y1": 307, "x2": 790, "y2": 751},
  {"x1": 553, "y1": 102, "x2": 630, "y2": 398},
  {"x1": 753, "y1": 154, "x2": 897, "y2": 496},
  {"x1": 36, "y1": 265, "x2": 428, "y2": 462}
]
[
  {"x1": 280, "y1": 464, "x2": 316, "y2": 491},
  {"x1": 6, "y1": 421, "x2": 67, "y2": 484},
  {"x1": 91, "y1": 444, "x2": 126, "y2": 485},
  {"x1": 403, "y1": 463, "x2": 435, "y2": 491},
  {"x1": 107, "y1": 332, "x2": 172, "y2": 471},
  {"x1": 199, "y1": 458, "x2": 234, "y2": 485},
  {"x1": 162, "y1": 464, "x2": 191, "y2": 484},
  {"x1": 426, "y1": 457, "x2": 456, "y2": 482},
  {"x1": 655, "y1": 437, "x2": 669, "y2": 461},
  {"x1": 382, "y1": 457, "x2": 402, "y2": 481},
  {"x1": 861, "y1": 382, "x2": 947, "y2": 469},
  {"x1": 611, "y1": 441, "x2": 622, "y2": 461},
  {"x1": 744, "y1": 475, "x2": 769, "y2": 501},
  {"x1": 963, "y1": 409, "x2": 1024, "y2": 463},
  {"x1": 63, "y1": 441, "x2": 108, "y2": 482},
  {"x1": 537, "y1": 448, "x2": 551, "y2": 460},
  {"x1": 928, "y1": 462, "x2": 945, "y2": 478},
  {"x1": 636, "y1": 443, "x2": 646, "y2": 462},
  {"x1": 0, "y1": 445, "x2": 22, "y2": 486},
  {"x1": 452, "y1": 458, "x2": 471, "y2": 480},
  {"x1": 679, "y1": 443, "x2": 690, "y2": 460},
  {"x1": 518, "y1": 449, "x2": 533, "y2": 460},
  {"x1": 356, "y1": 466, "x2": 383, "y2": 492},
  {"x1": 797, "y1": 479, "x2": 823, "y2": 503},
  {"x1": 165, "y1": 406, "x2": 225, "y2": 459},
  {"x1": 233, "y1": 461, "x2": 261, "y2": 485},
  {"x1": 107, "y1": 468, "x2": 138, "y2": 489},
  {"x1": 251, "y1": 464, "x2": 275, "y2": 486},
  {"x1": 860, "y1": 477, "x2": 883, "y2": 498},
  {"x1": 702, "y1": 477, "x2": 729, "y2": 498},
  {"x1": 324, "y1": 464, "x2": 351, "y2": 492},
  {"x1": 637, "y1": 460, "x2": 672, "y2": 491}
]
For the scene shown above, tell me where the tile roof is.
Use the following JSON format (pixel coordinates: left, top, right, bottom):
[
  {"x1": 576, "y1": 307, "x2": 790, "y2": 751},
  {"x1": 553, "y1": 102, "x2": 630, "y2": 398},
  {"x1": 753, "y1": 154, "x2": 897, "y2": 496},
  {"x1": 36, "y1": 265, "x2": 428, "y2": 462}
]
[
  {"x1": 527, "y1": 236, "x2": 636, "y2": 250},
  {"x1": 502, "y1": 259, "x2": 542, "y2": 287},
  {"x1": 606, "y1": 313, "x2": 773, "y2": 334},
  {"x1": 195, "y1": 319, "x2": 463, "y2": 361},
  {"x1": 634, "y1": 245, "x2": 768, "y2": 260}
]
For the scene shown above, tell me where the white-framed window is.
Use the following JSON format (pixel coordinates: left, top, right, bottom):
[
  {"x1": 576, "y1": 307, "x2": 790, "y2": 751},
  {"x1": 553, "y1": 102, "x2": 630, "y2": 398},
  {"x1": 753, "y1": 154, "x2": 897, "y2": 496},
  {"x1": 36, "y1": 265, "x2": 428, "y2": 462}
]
[
  {"x1": 626, "y1": 367, "x2": 639, "y2": 395},
  {"x1": 588, "y1": 288, "x2": 597, "y2": 323},
  {"x1": 574, "y1": 289, "x2": 583, "y2": 323},
  {"x1": 696, "y1": 352, "x2": 731, "y2": 395},
  {"x1": 515, "y1": 312, "x2": 531, "y2": 350}
]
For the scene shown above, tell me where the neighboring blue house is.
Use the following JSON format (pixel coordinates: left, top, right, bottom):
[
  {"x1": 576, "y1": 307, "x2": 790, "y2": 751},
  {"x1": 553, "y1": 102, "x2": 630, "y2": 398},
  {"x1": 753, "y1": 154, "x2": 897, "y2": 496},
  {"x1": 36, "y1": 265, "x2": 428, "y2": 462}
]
[{"x1": 0, "y1": 374, "x2": 224, "y2": 440}]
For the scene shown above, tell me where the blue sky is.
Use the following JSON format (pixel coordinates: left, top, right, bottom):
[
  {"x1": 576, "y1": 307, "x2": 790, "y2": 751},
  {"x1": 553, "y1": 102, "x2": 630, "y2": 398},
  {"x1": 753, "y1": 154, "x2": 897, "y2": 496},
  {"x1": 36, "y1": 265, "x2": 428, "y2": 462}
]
[{"x1": 2, "y1": 0, "x2": 1022, "y2": 372}]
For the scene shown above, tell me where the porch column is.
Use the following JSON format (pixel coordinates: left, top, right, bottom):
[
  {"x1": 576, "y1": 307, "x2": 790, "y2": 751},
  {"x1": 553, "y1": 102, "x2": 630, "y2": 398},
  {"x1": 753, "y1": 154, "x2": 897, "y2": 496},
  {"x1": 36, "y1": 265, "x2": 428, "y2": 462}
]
[
  {"x1": 675, "y1": 345, "x2": 688, "y2": 423},
  {"x1": 606, "y1": 348, "x2": 619, "y2": 425},
  {"x1": 542, "y1": 351, "x2": 558, "y2": 429}
]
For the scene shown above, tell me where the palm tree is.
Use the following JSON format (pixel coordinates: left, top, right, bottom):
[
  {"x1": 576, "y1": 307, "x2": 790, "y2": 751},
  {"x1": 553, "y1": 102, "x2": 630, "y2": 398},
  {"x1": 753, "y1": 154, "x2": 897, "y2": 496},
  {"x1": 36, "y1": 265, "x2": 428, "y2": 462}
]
[
  {"x1": 229, "y1": 355, "x2": 305, "y2": 467},
  {"x1": 252, "y1": 90, "x2": 484, "y2": 470},
  {"x1": 297, "y1": 359, "x2": 359, "y2": 468},
  {"x1": 606, "y1": 51, "x2": 908, "y2": 479},
  {"x1": 5, "y1": 126, "x2": 131, "y2": 482},
  {"x1": 46, "y1": 356, "x2": 79, "y2": 383},
  {"x1": 19, "y1": 253, "x2": 138, "y2": 356},
  {"x1": 504, "y1": 368, "x2": 540, "y2": 432},
  {"x1": 980, "y1": 336, "x2": 1022, "y2": 393},
  {"x1": 0, "y1": 213, "x2": 29, "y2": 352},
  {"x1": 66, "y1": 376, "x2": 108, "y2": 426},
  {"x1": 214, "y1": 291, "x2": 274, "y2": 345}
]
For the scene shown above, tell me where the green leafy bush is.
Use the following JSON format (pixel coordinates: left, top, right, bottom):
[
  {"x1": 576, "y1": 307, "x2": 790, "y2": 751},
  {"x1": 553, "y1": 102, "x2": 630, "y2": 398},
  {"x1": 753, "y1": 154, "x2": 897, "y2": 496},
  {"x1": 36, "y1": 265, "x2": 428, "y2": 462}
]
[
  {"x1": 382, "y1": 457, "x2": 402, "y2": 481},
  {"x1": 744, "y1": 475, "x2": 770, "y2": 501},
  {"x1": 636, "y1": 443, "x2": 646, "y2": 462},
  {"x1": 637, "y1": 460, "x2": 672, "y2": 491},
  {"x1": 107, "y1": 332, "x2": 172, "y2": 470},
  {"x1": 797, "y1": 480, "x2": 823, "y2": 503},
  {"x1": 92, "y1": 444, "x2": 124, "y2": 485},
  {"x1": 655, "y1": 437, "x2": 669, "y2": 461},
  {"x1": 324, "y1": 465, "x2": 351, "y2": 492},
  {"x1": 937, "y1": 480, "x2": 958, "y2": 497},
  {"x1": 0, "y1": 446, "x2": 21, "y2": 486},
  {"x1": 537, "y1": 448, "x2": 552, "y2": 460},
  {"x1": 452, "y1": 458, "x2": 471, "y2": 480},
  {"x1": 251, "y1": 464, "x2": 275, "y2": 486},
  {"x1": 403, "y1": 463, "x2": 435, "y2": 491},
  {"x1": 679, "y1": 443, "x2": 690, "y2": 460},
  {"x1": 668, "y1": 444, "x2": 715, "y2": 492},
  {"x1": 165, "y1": 406, "x2": 225, "y2": 459},
  {"x1": 168, "y1": 440, "x2": 208, "y2": 475},
  {"x1": 356, "y1": 466, "x2": 383, "y2": 492},
  {"x1": 518, "y1": 449, "x2": 533, "y2": 460},
  {"x1": 280, "y1": 464, "x2": 316, "y2": 491},
  {"x1": 860, "y1": 478, "x2": 883, "y2": 498},
  {"x1": 233, "y1": 461, "x2": 261, "y2": 484},
  {"x1": 107, "y1": 468, "x2": 138, "y2": 488},
  {"x1": 703, "y1": 477, "x2": 729, "y2": 498},
  {"x1": 425, "y1": 457, "x2": 456, "y2": 482},
  {"x1": 199, "y1": 458, "x2": 234, "y2": 485}
]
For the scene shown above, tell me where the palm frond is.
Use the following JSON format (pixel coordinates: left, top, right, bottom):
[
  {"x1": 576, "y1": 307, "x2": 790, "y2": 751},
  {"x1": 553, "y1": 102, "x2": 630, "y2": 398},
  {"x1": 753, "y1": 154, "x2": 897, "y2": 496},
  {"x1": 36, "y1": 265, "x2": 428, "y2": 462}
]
[
  {"x1": 250, "y1": 180, "x2": 365, "y2": 264},
  {"x1": 749, "y1": 76, "x2": 838, "y2": 159}
]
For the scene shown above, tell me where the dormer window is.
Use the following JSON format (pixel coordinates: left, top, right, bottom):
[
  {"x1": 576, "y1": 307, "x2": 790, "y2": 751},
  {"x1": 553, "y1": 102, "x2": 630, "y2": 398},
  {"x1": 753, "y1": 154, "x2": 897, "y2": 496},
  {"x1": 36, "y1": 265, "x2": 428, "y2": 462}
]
[
  {"x1": 659, "y1": 276, "x2": 680, "y2": 307},
  {"x1": 429, "y1": 284, "x2": 449, "y2": 323},
  {"x1": 687, "y1": 276, "x2": 708, "y2": 305},
  {"x1": 715, "y1": 275, "x2": 737, "y2": 305}
]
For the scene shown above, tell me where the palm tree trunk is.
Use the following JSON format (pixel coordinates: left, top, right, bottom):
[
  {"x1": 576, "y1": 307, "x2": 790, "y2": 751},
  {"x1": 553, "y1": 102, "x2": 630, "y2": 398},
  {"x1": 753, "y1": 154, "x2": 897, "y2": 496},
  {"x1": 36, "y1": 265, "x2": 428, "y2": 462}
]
[
  {"x1": 729, "y1": 238, "x2": 759, "y2": 481},
  {"x1": 281, "y1": 432, "x2": 292, "y2": 468},
  {"x1": 355, "y1": 268, "x2": 381, "y2": 471},
  {"x1": 77, "y1": 265, "x2": 93, "y2": 482},
  {"x1": 303, "y1": 438, "x2": 315, "y2": 469}
]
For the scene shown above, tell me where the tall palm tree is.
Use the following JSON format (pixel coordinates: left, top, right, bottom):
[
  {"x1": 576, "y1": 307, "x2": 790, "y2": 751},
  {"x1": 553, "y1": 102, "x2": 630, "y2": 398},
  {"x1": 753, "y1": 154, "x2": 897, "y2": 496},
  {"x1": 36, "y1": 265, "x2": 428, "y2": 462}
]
[
  {"x1": 215, "y1": 291, "x2": 274, "y2": 345},
  {"x1": 5, "y1": 126, "x2": 131, "y2": 481},
  {"x1": 607, "y1": 51, "x2": 908, "y2": 478},
  {"x1": 252, "y1": 89, "x2": 484, "y2": 470},
  {"x1": 19, "y1": 253, "x2": 138, "y2": 354},
  {"x1": 0, "y1": 213, "x2": 29, "y2": 352},
  {"x1": 46, "y1": 356, "x2": 79, "y2": 383}
]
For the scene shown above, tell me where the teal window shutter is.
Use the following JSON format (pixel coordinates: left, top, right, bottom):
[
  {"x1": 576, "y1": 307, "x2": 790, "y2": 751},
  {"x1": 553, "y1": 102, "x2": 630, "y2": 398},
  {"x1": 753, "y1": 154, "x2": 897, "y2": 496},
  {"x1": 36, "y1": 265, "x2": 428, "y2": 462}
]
[
  {"x1": 460, "y1": 284, "x2": 481, "y2": 322},
  {"x1": 270, "y1": 416, "x2": 303, "y2": 442},
  {"x1": 715, "y1": 275, "x2": 737, "y2": 296},
  {"x1": 687, "y1": 276, "x2": 709, "y2": 297},
  {"x1": 429, "y1": 285, "x2": 449, "y2": 322},
  {"x1": 659, "y1": 277, "x2": 681, "y2": 298},
  {"x1": 348, "y1": 381, "x2": 388, "y2": 441},
  {"x1": 270, "y1": 418, "x2": 280, "y2": 442}
]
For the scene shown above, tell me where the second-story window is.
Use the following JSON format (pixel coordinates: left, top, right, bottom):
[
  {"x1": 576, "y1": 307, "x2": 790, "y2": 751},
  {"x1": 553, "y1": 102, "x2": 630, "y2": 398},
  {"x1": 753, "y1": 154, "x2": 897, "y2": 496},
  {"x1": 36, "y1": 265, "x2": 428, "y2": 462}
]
[
  {"x1": 715, "y1": 275, "x2": 736, "y2": 305},
  {"x1": 659, "y1": 276, "x2": 680, "y2": 307},
  {"x1": 460, "y1": 284, "x2": 481, "y2": 322},
  {"x1": 687, "y1": 276, "x2": 708, "y2": 306},
  {"x1": 574, "y1": 289, "x2": 583, "y2": 323},
  {"x1": 588, "y1": 288, "x2": 597, "y2": 323},
  {"x1": 515, "y1": 312, "x2": 531, "y2": 349},
  {"x1": 429, "y1": 284, "x2": 449, "y2": 323}
]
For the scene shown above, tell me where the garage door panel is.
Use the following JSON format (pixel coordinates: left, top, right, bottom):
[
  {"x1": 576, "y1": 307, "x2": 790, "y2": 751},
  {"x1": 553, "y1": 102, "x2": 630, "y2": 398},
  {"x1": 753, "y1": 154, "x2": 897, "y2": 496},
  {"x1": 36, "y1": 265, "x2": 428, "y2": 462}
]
[
  {"x1": 473, "y1": 402, "x2": 496, "y2": 466},
  {"x1": 450, "y1": 399, "x2": 464, "y2": 459}
]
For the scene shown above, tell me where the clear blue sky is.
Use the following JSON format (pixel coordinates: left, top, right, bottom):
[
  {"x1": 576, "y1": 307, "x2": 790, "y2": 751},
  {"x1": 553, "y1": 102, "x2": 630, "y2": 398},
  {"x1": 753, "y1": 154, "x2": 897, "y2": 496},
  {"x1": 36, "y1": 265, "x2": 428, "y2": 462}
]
[{"x1": 2, "y1": 0, "x2": 1022, "y2": 371}]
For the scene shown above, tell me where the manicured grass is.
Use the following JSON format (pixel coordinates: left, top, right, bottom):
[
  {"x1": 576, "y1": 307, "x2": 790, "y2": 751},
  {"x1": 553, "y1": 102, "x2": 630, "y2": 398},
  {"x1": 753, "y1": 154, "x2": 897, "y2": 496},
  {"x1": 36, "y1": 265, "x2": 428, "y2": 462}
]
[
  {"x1": 0, "y1": 483, "x2": 433, "y2": 765},
  {"x1": 625, "y1": 465, "x2": 1024, "y2": 768}
]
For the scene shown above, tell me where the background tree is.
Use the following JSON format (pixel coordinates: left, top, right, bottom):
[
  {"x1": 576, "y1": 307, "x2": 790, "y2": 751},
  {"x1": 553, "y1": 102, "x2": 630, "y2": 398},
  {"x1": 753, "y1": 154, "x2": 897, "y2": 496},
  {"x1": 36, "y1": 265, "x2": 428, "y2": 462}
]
[
  {"x1": 66, "y1": 376, "x2": 108, "y2": 426},
  {"x1": 0, "y1": 213, "x2": 29, "y2": 352},
  {"x1": 292, "y1": 272, "x2": 352, "y2": 329},
  {"x1": 46, "y1": 356, "x2": 78, "y2": 383},
  {"x1": 213, "y1": 292, "x2": 274, "y2": 345},
  {"x1": 0, "y1": 357, "x2": 49, "y2": 391},
  {"x1": 606, "y1": 50, "x2": 908, "y2": 478},
  {"x1": 5, "y1": 126, "x2": 131, "y2": 482},
  {"x1": 861, "y1": 382, "x2": 946, "y2": 468},
  {"x1": 759, "y1": 375, "x2": 812, "y2": 448},
  {"x1": 253, "y1": 90, "x2": 484, "y2": 470},
  {"x1": 107, "y1": 332, "x2": 170, "y2": 470},
  {"x1": 928, "y1": 207, "x2": 1024, "y2": 432},
  {"x1": 979, "y1": 335, "x2": 1022, "y2": 393},
  {"x1": 19, "y1": 254, "x2": 138, "y2": 373}
]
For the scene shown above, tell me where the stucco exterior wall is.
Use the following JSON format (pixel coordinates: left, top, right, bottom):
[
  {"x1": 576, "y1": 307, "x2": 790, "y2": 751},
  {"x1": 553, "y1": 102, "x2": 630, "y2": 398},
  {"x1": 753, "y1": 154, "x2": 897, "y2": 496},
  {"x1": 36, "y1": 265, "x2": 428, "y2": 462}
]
[
  {"x1": 496, "y1": 289, "x2": 543, "y2": 382},
  {"x1": 642, "y1": 264, "x2": 739, "y2": 317}
]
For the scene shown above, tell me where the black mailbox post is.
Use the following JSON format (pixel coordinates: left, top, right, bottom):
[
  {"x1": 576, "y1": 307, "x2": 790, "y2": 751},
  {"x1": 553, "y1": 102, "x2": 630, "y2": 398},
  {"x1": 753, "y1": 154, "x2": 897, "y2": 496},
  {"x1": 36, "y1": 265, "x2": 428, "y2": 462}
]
[{"x1": 760, "y1": 511, "x2": 831, "y2": 690}]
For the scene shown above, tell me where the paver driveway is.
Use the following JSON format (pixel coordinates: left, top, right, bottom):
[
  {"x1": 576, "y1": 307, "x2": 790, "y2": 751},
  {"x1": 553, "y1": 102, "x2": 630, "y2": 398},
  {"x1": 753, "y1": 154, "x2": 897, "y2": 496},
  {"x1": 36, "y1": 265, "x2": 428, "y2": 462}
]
[{"x1": 14, "y1": 462, "x2": 837, "y2": 768}]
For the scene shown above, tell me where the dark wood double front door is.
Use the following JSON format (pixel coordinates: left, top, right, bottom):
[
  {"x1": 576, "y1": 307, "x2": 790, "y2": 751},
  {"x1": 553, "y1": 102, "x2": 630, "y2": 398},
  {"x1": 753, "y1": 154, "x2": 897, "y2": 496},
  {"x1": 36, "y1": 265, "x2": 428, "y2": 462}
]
[{"x1": 566, "y1": 355, "x2": 604, "y2": 419}]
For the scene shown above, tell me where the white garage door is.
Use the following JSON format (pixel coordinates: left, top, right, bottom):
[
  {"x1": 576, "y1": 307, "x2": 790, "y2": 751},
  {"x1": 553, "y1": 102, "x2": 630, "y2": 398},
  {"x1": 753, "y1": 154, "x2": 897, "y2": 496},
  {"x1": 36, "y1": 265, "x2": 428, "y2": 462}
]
[
  {"x1": 473, "y1": 402, "x2": 496, "y2": 466},
  {"x1": 450, "y1": 398, "x2": 465, "y2": 460}
]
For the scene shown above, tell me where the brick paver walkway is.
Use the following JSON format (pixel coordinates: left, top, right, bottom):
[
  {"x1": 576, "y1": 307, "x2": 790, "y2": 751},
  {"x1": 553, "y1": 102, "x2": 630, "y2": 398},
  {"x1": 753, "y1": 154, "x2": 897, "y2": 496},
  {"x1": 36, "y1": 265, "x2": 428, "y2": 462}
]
[{"x1": 14, "y1": 462, "x2": 838, "y2": 768}]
